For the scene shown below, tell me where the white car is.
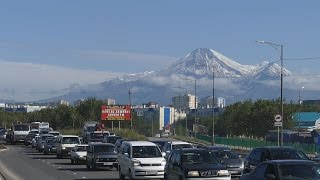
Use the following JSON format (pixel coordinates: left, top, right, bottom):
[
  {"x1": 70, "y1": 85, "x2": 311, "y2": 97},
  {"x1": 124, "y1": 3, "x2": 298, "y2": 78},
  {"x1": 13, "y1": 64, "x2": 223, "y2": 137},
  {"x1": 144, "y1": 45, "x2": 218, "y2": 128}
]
[
  {"x1": 70, "y1": 144, "x2": 88, "y2": 164},
  {"x1": 55, "y1": 135, "x2": 81, "y2": 158},
  {"x1": 162, "y1": 141, "x2": 193, "y2": 159},
  {"x1": 118, "y1": 141, "x2": 166, "y2": 179}
]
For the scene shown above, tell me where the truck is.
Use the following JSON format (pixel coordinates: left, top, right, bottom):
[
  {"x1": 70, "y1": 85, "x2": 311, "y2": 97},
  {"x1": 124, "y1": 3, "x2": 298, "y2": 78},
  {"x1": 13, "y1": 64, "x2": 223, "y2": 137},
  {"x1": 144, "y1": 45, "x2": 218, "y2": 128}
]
[{"x1": 8, "y1": 123, "x2": 30, "y2": 144}]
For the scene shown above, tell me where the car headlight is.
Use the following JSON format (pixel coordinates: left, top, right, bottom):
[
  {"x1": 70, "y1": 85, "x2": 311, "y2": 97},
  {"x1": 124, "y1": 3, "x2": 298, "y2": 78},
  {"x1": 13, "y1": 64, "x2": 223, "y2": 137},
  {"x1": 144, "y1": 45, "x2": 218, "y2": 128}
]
[
  {"x1": 132, "y1": 159, "x2": 141, "y2": 166},
  {"x1": 187, "y1": 171, "x2": 199, "y2": 177},
  {"x1": 62, "y1": 147, "x2": 66, "y2": 150},
  {"x1": 161, "y1": 159, "x2": 166, "y2": 166},
  {"x1": 217, "y1": 170, "x2": 230, "y2": 176}
]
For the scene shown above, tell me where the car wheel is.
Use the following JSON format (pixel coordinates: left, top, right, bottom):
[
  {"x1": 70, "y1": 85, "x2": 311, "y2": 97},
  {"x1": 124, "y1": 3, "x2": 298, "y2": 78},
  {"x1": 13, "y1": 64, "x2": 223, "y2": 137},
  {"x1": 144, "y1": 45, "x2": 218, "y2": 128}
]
[
  {"x1": 164, "y1": 174, "x2": 168, "y2": 180},
  {"x1": 86, "y1": 161, "x2": 90, "y2": 169},
  {"x1": 71, "y1": 159, "x2": 74, "y2": 165},
  {"x1": 75, "y1": 160, "x2": 78, "y2": 165},
  {"x1": 91, "y1": 161, "x2": 96, "y2": 170},
  {"x1": 119, "y1": 167, "x2": 125, "y2": 180},
  {"x1": 44, "y1": 151, "x2": 48, "y2": 155}
]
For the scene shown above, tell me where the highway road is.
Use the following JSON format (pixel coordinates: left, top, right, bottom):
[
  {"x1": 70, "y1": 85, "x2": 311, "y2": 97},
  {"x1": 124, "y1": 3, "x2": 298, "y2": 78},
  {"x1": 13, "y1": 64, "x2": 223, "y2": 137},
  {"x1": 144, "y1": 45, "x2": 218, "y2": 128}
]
[
  {"x1": 0, "y1": 138, "x2": 241, "y2": 180},
  {"x1": 0, "y1": 142, "x2": 119, "y2": 180}
]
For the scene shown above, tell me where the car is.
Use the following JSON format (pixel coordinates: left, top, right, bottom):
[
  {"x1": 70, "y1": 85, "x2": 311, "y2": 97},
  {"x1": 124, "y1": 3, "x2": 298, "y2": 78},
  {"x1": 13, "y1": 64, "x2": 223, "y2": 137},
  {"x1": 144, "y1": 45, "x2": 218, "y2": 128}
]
[
  {"x1": 240, "y1": 160, "x2": 320, "y2": 180},
  {"x1": 243, "y1": 146, "x2": 310, "y2": 173},
  {"x1": 31, "y1": 135, "x2": 39, "y2": 148},
  {"x1": 86, "y1": 142, "x2": 118, "y2": 170},
  {"x1": 164, "y1": 148, "x2": 231, "y2": 180},
  {"x1": 43, "y1": 137, "x2": 57, "y2": 155},
  {"x1": 114, "y1": 138, "x2": 136, "y2": 153},
  {"x1": 160, "y1": 131, "x2": 171, "y2": 138},
  {"x1": 37, "y1": 134, "x2": 54, "y2": 152},
  {"x1": 55, "y1": 135, "x2": 81, "y2": 158},
  {"x1": 118, "y1": 141, "x2": 166, "y2": 179},
  {"x1": 70, "y1": 144, "x2": 88, "y2": 165},
  {"x1": 162, "y1": 141, "x2": 194, "y2": 159},
  {"x1": 206, "y1": 146, "x2": 244, "y2": 177},
  {"x1": 24, "y1": 133, "x2": 37, "y2": 146},
  {"x1": 150, "y1": 140, "x2": 169, "y2": 152},
  {"x1": 102, "y1": 135, "x2": 122, "y2": 145},
  {"x1": 86, "y1": 131, "x2": 110, "y2": 143}
]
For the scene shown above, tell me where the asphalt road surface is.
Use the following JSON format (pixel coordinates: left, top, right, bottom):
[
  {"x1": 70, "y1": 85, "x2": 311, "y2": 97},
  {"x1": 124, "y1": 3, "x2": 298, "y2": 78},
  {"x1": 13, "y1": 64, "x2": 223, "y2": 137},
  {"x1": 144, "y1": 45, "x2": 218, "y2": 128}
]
[
  {"x1": 0, "y1": 142, "x2": 119, "y2": 180},
  {"x1": 0, "y1": 138, "x2": 241, "y2": 180}
]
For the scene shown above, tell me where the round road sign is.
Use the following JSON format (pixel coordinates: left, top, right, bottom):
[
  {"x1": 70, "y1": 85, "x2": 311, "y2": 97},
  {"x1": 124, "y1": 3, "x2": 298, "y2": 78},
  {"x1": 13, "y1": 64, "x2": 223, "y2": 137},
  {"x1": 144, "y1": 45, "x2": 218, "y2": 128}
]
[{"x1": 274, "y1": 114, "x2": 282, "y2": 122}]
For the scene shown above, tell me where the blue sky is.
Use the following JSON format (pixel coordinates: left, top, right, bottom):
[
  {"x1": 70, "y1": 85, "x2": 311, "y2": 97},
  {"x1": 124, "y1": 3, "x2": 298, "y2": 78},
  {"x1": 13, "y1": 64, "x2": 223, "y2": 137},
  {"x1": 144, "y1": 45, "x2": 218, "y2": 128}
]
[{"x1": 0, "y1": 1, "x2": 320, "y2": 101}]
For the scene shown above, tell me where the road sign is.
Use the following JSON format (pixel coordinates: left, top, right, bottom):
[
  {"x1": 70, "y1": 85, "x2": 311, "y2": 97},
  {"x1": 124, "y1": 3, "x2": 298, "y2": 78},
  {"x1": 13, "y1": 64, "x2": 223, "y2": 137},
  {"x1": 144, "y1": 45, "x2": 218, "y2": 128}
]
[
  {"x1": 274, "y1": 114, "x2": 282, "y2": 122},
  {"x1": 274, "y1": 122, "x2": 283, "y2": 127}
]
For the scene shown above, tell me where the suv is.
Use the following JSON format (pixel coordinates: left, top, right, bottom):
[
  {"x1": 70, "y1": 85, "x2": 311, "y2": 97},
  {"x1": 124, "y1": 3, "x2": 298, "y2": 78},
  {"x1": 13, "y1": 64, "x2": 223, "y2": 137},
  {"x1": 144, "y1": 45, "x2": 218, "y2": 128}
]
[
  {"x1": 55, "y1": 135, "x2": 81, "y2": 158},
  {"x1": 86, "y1": 143, "x2": 118, "y2": 170},
  {"x1": 118, "y1": 141, "x2": 166, "y2": 179},
  {"x1": 206, "y1": 146, "x2": 244, "y2": 177},
  {"x1": 162, "y1": 141, "x2": 193, "y2": 159},
  {"x1": 164, "y1": 148, "x2": 231, "y2": 180},
  {"x1": 243, "y1": 146, "x2": 310, "y2": 173}
]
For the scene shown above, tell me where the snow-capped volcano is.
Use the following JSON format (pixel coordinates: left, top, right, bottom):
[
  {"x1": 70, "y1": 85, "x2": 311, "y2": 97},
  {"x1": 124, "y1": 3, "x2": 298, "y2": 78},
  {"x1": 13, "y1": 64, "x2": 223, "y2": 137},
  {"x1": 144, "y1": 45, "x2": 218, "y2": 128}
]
[
  {"x1": 48, "y1": 48, "x2": 296, "y2": 105},
  {"x1": 156, "y1": 48, "x2": 289, "y2": 79}
]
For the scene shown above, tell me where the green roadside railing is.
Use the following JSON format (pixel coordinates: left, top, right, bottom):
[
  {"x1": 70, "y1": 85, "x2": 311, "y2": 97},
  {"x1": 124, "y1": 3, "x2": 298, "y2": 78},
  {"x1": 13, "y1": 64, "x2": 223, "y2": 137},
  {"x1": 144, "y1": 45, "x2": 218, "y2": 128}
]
[{"x1": 196, "y1": 134, "x2": 318, "y2": 155}]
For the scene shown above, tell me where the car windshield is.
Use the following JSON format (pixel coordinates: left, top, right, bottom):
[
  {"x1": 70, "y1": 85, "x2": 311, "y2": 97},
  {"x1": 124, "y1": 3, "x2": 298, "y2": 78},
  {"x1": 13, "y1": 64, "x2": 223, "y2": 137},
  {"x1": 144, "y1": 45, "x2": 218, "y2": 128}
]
[
  {"x1": 87, "y1": 126, "x2": 95, "y2": 132},
  {"x1": 182, "y1": 151, "x2": 218, "y2": 164},
  {"x1": 172, "y1": 144, "x2": 193, "y2": 150},
  {"x1": 279, "y1": 163, "x2": 320, "y2": 179},
  {"x1": 107, "y1": 137, "x2": 121, "y2": 144},
  {"x1": 212, "y1": 150, "x2": 239, "y2": 159},
  {"x1": 41, "y1": 135, "x2": 53, "y2": 140},
  {"x1": 46, "y1": 138, "x2": 56, "y2": 143},
  {"x1": 62, "y1": 137, "x2": 80, "y2": 144},
  {"x1": 90, "y1": 133, "x2": 108, "y2": 139},
  {"x1": 76, "y1": 146, "x2": 87, "y2": 151},
  {"x1": 13, "y1": 125, "x2": 29, "y2": 131},
  {"x1": 270, "y1": 149, "x2": 309, "y2": 160},
  {"x1": 132, "y1": 146, "x2": 162, "y2": 158},
  {"x1": 94, "y1": 145, "x2": 115, "y2": 153}
]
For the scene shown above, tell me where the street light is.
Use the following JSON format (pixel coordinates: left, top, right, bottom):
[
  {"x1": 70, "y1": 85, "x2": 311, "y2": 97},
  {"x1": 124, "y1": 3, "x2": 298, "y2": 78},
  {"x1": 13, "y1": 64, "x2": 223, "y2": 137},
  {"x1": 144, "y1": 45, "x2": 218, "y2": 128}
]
[
  {"x1": 256, "y1": 40, "x2": 284, "y2": 146},
  {"x1": 298, "y1": 86, "x2": 304, "y2": 132},
  {"x1": 181, "y1": 78, "x2": 197, "y2": 137}
]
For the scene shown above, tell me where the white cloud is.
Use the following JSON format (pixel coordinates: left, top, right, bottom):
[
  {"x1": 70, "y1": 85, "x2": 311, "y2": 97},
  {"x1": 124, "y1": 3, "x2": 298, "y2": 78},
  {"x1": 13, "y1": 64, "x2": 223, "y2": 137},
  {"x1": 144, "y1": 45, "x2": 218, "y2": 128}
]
[
  {"x1": 0, "y1": 60, "x2": 123, "y2": 101},
  {"x1": 77, "y1": 50, "x2": 178, "y2": 70}
]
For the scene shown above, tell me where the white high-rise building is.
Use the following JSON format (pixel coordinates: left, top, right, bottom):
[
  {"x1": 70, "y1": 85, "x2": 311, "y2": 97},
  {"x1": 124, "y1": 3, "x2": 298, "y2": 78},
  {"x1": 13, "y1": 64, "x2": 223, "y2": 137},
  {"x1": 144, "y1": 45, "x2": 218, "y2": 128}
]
[
  {"x1": 201, "y1": 96, "x2": 225, "y2": 108},
  {"x1": 172, "y1": 94, "x2": 198, "y2": 110}
]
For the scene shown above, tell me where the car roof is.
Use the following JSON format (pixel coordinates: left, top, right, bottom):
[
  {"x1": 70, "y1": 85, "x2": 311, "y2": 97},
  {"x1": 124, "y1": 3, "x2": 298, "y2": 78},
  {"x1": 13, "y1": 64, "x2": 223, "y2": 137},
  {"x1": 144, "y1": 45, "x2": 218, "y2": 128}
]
[
  {"x1": 124, "y1": 141, "x2": 157, "y2": 146},
  {"x1": 179, "y1": 148, "x2": 209, "y2": 153},
  {"x1": 60, "y1": 135, "x2": 79, "y2": 138},
  {"x1": 89, "y1": 142, "x2": 114, "y2": 146},
  {"x1": 255, "y1": 146, "x2": 297, "y2": 150},
  {"x1": 170, "y1": 141, "x2": 191, "y2": 145},
  {"x1": 206, "y1": 146, "x2": 231, "y2": 151},
  {"x1": 265, "y1": 159, "x2": 317, "y2": 164}
]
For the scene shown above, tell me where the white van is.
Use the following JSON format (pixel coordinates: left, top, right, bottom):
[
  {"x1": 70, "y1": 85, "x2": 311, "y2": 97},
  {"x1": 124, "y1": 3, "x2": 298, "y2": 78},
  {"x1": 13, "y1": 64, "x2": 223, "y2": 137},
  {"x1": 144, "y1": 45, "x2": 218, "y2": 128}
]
[
  {"x1": 55, "y1": 135, "x2": 80, "y2": 158},
  {"x1": 118, "y1": 141, "x2": 166, "y2": 179}
]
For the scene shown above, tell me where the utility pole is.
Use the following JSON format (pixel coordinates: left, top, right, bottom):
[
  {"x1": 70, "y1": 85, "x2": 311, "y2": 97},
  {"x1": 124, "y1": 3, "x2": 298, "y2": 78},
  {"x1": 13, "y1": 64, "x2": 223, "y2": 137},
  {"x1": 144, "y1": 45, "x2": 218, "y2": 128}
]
[{"x1": 129, "y1": 90, "x2": 132, "y2": 129}]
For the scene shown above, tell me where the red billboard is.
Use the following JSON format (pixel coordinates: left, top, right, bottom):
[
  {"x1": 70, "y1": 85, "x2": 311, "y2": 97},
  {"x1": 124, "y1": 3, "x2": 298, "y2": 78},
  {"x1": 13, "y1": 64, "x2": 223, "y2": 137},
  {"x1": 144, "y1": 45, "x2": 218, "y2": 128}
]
[{"x1": 101, "y1": 105, "x2": 131, "y2": 121}]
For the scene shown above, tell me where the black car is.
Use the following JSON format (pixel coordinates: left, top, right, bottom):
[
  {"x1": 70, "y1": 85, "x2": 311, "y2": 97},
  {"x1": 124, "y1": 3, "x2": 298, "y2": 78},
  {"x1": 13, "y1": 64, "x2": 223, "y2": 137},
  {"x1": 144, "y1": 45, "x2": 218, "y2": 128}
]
[
  {"x1": 206, "y1": 146, "x2": 244, "y2": 177},
  {"x1": 43, "y1": 137, "x2": 57, "y2": 155},
  {"x1": 243, "y1": 146, "x2": 310, "y2": 173},
  {"x1": 240, "y1": 160, "x2": 320, "y2": 180},
  {"x1": 164, "y1": 148, "x2": 231, "y2": 180},
  {"x1": 102, "y1": 135, "x2": 122, "y2": 145},
  {"x1": 86, "y1": 142, "x2": 118, "y2": 170}
]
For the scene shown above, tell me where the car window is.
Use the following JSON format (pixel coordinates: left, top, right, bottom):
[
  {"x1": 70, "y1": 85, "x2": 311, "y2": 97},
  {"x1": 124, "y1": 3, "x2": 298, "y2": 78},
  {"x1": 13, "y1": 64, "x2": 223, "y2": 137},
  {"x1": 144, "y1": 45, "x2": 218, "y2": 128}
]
[
  {"x1": 182, "y1": 151, "x2": 218, "y2": 164},
  {"x1": 172, "y1": 144, "x2": 193, "y2": 150},
  {"x1": 213, "y1": 150, "x2": 239, "y2": 159},
  {"x1": 279, "y1": 163, "x2": 320, "y2": 179},
  {"x1": 270, "y1": 149, "x2": 309, "y2": 160},
  {"x1": 62, "y1": 137, "x2": 80, "y2": 144},
  {"x1": 132, "y1": 146, "x2": 162, "y2": 158},
  {"x1": 94, "y1": 145, "x2": 115, "y2": 153},
  {"x1": 122, "y1": 144, "x2": 130, "y2": 156},
  {"x1": 252, "y1": 163, "x2": 268, "y2": 177},
  {"x1": 253, "y1": 150, "x2": 263, "y2": 161}
]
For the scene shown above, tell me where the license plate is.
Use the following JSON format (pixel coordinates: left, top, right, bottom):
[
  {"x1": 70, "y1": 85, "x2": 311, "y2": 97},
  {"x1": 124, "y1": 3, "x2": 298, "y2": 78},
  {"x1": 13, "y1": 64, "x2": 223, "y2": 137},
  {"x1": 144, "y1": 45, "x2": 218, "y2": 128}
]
[
  {"x1": 147, "y1": 171, "x2": 157, "y2": 175},
  {"x1": 104, "y1": 162, "x2": 113, "y2": 165}
]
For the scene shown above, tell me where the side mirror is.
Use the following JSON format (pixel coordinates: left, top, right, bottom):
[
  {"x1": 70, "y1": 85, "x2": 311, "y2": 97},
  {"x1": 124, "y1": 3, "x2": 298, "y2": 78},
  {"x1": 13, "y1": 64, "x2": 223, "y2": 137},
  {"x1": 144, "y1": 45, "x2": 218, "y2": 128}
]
[{"x1": 162, "y1": 152, "x2": 166, "y2": 157}]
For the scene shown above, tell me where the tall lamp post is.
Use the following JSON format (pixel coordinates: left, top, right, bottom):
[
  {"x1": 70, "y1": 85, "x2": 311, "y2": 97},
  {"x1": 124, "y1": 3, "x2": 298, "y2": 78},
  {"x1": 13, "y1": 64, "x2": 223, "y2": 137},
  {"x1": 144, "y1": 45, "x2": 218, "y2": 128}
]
[
  {"x1": 298, "y1": 86, "x2": 304, "y2": 132},
  {"x1": 181, "y1": 78, "x2": 197, "y2": 137},
  {"x1": 256, "y1": 40, "x2": 284, "y2": 146}
]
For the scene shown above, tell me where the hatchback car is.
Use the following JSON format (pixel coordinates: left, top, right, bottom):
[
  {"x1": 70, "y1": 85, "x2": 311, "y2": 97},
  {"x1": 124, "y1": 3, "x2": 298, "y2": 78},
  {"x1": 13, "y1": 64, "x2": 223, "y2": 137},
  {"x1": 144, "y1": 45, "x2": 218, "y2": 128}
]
[
  {"x1": 164, "y1": 148, "x2": 231, "y2": 180},
  {"x1": 206, "y1": 146, "x2": 244, "y2": 177},
  {"x1": 243, "y1": 146, "x2": 310, "y2": 173},
  {"x1": 240, "y1": 160, "x2": 320, "y2": 180}
]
